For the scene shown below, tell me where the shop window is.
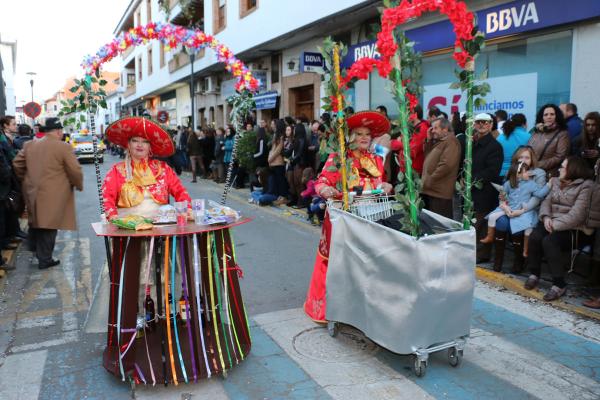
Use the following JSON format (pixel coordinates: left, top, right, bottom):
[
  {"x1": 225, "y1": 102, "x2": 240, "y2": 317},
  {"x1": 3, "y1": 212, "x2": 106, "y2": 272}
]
[
  {"x1": 240, "y1": 0, "x2": 257, "y2": 18},
  {"x1": 137, "y1": 56, "x2": 143, "y2": 81},
  {"x1": 213, "y1": 0, "x2": 227, "y2": 34},
  {"x1": 148, "y1": 47, "x2": 153, "y2": 75}
]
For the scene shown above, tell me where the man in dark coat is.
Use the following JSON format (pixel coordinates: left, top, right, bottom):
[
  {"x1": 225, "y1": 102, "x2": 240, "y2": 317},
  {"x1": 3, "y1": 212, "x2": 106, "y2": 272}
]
[{"x1": 468, "y1": 113, "x2": 503, "y2": 263}]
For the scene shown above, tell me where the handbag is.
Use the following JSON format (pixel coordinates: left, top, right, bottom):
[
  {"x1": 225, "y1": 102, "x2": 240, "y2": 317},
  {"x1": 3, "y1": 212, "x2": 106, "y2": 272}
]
[
  {"x1": 4, "y1": 174, "x2": 25, "y2": 216},
  {"x1": 5, "y1": 189, "x2": 24, "y2": 215}
]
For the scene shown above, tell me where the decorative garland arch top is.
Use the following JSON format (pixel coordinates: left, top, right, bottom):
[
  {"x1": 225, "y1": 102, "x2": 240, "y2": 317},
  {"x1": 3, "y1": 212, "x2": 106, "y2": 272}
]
[
  {"x1": 339, "y1": 0, "x2": 478, "y2": 99},
  {"x1": 82, "y1": 22, "x2": 260, "y2": 93}
]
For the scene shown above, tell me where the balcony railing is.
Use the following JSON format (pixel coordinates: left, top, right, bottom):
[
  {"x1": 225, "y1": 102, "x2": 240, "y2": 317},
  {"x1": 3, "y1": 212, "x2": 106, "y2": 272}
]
[
  {"x1": 123, "y1": 85, "x2": 136, "y2": 98},
  {"x1": 168, "y1": 51, "x2": 190, "y2": 73},
  {"x1": 122, "y1": 46, "x2": 134, "y2": 60}
]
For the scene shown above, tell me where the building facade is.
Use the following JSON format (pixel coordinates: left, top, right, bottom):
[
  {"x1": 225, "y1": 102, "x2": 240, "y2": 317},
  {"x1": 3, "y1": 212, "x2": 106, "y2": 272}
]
[
  {"x1": 0, "y1": 36, "x2": 17, "y2": 118},
  {"x1": 114, "y1": 0, "x2": 600, "y2": 129}
]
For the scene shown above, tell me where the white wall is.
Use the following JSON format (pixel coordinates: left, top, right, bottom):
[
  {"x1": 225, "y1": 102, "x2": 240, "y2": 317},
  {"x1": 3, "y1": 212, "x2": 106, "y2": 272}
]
[
  {"x1": 0, "y1": 42, "x2": 16, "y2": 115},
  {"x1": 570, "y1": 22, "x2": 600, "y2": 115},
  {"x1": 176, "y1": 84, "x2": 191, "y2": 126},
  {"x1": 281, "y1": 37, "x2": 325, "y2": 78}
]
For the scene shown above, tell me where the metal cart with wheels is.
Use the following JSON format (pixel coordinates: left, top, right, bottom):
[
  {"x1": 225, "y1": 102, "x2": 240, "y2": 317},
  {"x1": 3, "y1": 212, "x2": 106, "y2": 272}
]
[{"x1": 325, "y1": 194, "x2": 475, "y2": 377}]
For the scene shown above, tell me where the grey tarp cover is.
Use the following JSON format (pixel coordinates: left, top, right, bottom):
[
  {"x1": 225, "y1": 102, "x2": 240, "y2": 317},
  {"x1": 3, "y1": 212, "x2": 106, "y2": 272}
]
[{"x1": 326, "y1": 208, "x2": 476, "y2": 354}]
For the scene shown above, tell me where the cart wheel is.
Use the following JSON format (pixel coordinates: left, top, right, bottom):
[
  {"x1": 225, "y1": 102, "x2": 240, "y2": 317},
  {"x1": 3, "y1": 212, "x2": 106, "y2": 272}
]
[
  {"x1": 448, "y1": 347, "x2": 463, "y2": 367},
  {"x1": 327, "y1": 321, "x2": 338, "y2": 337},
  {"x1": 412, "y1": 355, "x2": 427, "y2": 378}
]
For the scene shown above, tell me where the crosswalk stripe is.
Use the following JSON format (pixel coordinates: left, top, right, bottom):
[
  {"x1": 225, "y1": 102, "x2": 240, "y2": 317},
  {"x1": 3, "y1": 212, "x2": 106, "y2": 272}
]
[
  {"x1": 468, "y1": 328, "x2": 600, "y2": 399},
  {"x1": 15, "y1": 316, "x2": 56, "y2": 330},
  {"x1": 0, "y1": 350, "x2": 47, "y2": 399}
]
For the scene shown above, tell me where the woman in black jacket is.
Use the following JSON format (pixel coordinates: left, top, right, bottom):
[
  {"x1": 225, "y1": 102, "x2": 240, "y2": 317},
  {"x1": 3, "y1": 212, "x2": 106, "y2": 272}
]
[
  {"x1": 253, "y1": 127, "x2": 269, "y2": 168},
  {"x1": 202, "y1": 128, "x2": 216, "y2": 178},
  {"x1": 286, "y1": 124, "x2": 307, "y2": 207}
]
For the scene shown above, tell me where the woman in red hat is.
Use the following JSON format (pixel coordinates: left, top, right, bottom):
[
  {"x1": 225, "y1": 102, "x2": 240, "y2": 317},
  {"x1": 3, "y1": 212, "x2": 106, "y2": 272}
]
[
  {"x1": 304, "y1": 111, "x2": 393, "y2": 323},
  {"x1": 101, "y1": 117, "x2": 191, "y2": 220}
]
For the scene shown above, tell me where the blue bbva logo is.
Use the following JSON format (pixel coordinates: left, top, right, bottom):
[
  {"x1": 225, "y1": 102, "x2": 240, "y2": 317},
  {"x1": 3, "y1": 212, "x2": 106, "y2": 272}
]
[{"x1": 486, "y1": 1, "x2": 539, "y2": 34}]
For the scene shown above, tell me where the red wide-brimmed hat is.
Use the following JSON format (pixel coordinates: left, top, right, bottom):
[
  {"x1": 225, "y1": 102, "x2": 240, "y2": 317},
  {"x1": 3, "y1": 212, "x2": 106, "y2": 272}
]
[
  {"x1": 105, "y1": 117, "x2": 174, "y2": 157},
  {"x1": 346, "y1": 111, "x2": 391, "y2": 137}
]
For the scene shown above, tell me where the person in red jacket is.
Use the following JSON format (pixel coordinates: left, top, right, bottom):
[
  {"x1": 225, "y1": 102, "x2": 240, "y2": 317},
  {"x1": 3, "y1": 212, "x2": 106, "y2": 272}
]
[
  {"x1": 304, "y1": 111, "x2": 394, "y2": 323},
  {"x1": 102, "y1": 117, "x2": 192, "y2": 221},
  {"x1": 390, "y1": 104, "x2": 430, "y2": 176}
]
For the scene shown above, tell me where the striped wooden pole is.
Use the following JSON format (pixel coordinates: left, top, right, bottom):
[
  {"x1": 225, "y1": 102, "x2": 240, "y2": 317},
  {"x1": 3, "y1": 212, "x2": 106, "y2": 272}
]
[{"x1": 333, "y1": 44, "x2": 349, "y2": 210}]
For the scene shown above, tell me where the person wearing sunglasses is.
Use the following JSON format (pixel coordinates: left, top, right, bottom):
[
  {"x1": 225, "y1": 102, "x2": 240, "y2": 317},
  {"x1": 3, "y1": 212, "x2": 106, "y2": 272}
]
[{"x1": 468, "y1": 113, "x2": 504, "y2": 264}]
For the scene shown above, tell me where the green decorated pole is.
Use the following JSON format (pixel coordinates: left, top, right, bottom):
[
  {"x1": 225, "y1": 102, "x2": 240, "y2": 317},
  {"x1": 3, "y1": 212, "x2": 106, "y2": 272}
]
[
  {"x1": 391, "y1": 52, "x2": 419, "y2": 237},
  {"x1": 462, "y1": 61, "x2": 475, "y2": 230}
]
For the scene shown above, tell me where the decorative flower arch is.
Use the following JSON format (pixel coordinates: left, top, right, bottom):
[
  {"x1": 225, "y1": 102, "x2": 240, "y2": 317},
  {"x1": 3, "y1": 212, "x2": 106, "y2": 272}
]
[
  {"x1": 334, "y1": 0, "x2": 481, "y2": 118},
  {"x1": 343, "y1": 0, "x2": 476, "y2": 87},
  {"x1": 66, "y1": 22, "x2": 260, "y2": 209},
  {"x1": 82, "y1": 22, "x2": 259, "y2": 92}
]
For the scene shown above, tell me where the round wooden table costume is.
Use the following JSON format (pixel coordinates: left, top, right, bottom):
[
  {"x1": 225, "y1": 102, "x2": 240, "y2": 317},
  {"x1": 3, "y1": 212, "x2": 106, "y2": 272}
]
[{"x1": 96, "y1": 117, "x2": 252, "y2": 385}]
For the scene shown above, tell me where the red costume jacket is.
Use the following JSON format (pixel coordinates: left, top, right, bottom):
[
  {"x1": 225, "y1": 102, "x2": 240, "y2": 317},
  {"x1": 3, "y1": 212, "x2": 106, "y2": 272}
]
[
  {"x1": 315, "y1": 151, "x2": 386, "y2": 197},
  {"x1": 102, "y1": 159, "x2": 191, "y2": 220},
  {"x1": 391, "y1": 120, "x2": 430, "y2": 175}
]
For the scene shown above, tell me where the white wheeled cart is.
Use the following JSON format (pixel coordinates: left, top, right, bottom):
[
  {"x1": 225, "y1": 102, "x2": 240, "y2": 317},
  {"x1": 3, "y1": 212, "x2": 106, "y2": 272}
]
[{"x1": 325, "y1": 195, "x2": 476, "y2": 377}]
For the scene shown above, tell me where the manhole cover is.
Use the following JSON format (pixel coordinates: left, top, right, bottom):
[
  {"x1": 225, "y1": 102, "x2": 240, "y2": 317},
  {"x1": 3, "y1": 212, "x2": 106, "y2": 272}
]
[{"x1": 293, "y1": 325, "x2": 378, "y2": 363}]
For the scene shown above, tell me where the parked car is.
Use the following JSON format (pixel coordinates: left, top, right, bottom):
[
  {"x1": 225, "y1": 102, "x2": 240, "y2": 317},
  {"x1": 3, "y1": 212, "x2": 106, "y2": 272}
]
[{"x1": 71, "y1": 132, "x2": 105, "y2": 163}]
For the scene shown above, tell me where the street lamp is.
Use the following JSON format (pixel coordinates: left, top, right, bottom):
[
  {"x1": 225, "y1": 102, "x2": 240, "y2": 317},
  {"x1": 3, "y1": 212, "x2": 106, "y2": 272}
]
[
  {"x1": 26, "y1": 71, "x2": 37, "y2": 102},
  {"x1": 183, "y1": 46, "x2": 196, "y2": 129}
]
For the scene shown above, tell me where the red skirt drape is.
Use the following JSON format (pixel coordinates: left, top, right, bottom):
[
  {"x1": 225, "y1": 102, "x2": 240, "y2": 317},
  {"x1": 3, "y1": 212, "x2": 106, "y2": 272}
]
[{"x1": 303, "y1": 211, "x2": 332, "y2": 323}]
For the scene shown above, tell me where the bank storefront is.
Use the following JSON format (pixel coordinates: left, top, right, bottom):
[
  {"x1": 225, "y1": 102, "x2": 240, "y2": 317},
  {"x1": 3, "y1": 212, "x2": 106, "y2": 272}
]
[{"x1": 344, "y1": 0, "x2": 600, "y2": 123}]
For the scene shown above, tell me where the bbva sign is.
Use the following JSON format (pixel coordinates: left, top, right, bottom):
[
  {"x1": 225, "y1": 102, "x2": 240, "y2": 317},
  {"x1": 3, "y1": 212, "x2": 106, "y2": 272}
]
[{"x1": 486, "y1": 1, "x2": 539, "y2": 34}]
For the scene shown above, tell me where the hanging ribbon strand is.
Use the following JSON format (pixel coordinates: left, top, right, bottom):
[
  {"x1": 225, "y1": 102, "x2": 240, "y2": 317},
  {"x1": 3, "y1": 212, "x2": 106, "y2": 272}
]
[{"x1": 193, "y1": 233, "x2": 212, "y2": 377}]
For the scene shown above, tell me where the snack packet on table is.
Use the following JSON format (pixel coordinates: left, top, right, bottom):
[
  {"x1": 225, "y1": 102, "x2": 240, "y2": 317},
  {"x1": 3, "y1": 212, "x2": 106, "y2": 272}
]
[{"x1": 112, "y1": 215, "x2": 154, "y2": 231}]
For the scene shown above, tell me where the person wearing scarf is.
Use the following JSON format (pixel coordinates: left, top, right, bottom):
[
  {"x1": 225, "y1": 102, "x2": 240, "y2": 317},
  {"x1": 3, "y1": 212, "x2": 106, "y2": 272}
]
[
  {"x1": 304, "y1": 111, "x2": 393, "y2": 323},
  {"x1": 102, "y1": 117, "x2": 191, "y2": 220}
]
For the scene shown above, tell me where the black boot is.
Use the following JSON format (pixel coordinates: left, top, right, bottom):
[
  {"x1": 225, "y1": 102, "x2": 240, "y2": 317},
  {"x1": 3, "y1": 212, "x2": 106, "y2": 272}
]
[
  {"x1": 511, "y1": 235, "x2": 525, "y2": 274},
  {"x1": 493, "y1": 231, "x2": 507, "y2": 272}
]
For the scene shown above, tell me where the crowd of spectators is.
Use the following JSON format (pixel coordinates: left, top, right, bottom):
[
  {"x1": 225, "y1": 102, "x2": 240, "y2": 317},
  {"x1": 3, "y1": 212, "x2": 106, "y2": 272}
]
[
  {"x1": 2, "y1": 100, "x2": 599, "y2": 307},
  {"x1": 212, "y1": 102, "x2": 600, "y2": 307}
]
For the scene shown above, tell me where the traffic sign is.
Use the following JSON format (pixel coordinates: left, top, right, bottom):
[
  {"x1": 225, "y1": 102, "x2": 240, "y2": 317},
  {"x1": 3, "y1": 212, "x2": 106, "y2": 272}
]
[
  {"x1": 157, "y1": 110, "x2": 169, "y2": 123},
  {"x1": 24, "y1": 102, "x2": 42, "y2": 118}
]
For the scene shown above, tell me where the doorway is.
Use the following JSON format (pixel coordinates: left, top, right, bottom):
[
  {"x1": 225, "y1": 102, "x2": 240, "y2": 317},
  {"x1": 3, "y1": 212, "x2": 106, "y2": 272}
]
[{"x1": 291, "y1": 85, "x2": 314, "y2": 120}]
